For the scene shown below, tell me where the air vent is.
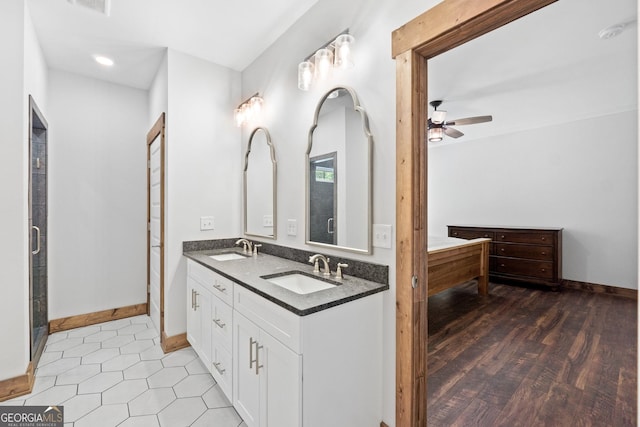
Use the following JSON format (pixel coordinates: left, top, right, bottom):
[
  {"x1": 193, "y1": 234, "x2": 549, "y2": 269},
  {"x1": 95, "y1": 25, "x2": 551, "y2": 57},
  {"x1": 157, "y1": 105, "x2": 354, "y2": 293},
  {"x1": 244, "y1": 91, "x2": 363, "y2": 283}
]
[{"x1": 67, "y1": 0, "x2": 111, "y2": 16}]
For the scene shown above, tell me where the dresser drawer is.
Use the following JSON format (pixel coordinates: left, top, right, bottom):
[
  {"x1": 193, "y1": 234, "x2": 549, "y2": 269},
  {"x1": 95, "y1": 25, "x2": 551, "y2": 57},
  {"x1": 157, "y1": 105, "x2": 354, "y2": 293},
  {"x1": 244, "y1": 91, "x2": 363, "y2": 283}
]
[
  {"x1": 234, "y1": 285, "x2": 301, "y2": 353},
  {"x1": 494, "y1": 257, "x2": 554, "y2": 280},
  {"x1": 449, "y1": 227, "x2": 494, "y2": 240},
  {"x1": 494, "y1": 243, "x2": 553, "y2": 261},
  {"x1": 188, "y1": 260, "x2": 234, "y2": 306},
  {"x1": 211, "y1": 344, "x2": 232, "y2": 400},
  {"x1": 211, "y1": 296, "x2": 233, "y2": 351},
  {"x1": 495, "y1": 231, "x2": 555, "y2": 245}
]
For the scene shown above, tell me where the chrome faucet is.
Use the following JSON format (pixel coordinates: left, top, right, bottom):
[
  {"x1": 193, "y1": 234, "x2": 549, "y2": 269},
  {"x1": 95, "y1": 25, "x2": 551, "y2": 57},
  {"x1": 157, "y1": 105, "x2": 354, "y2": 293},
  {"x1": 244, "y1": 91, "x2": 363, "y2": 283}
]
[
  {"x1": 309, "y1": 254, "x2": 331, "y2": 276},
  {"x1": 235, "y1": 238, "x2": 253, "y2": 254}
]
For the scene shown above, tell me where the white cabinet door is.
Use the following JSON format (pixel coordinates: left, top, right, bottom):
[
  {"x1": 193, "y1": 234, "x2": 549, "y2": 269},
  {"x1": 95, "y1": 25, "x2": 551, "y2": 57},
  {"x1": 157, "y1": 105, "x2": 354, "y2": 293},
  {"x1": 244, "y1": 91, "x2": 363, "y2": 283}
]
[
  {"x1": 234, "y1": 312, "x2": 261, "y2": 427},
  {"x1": 234, "y1": 311, "x2": 301, "y2": 427},
  {"x1": 186, "y1": 277, "x2": 200, "y2": 348},
  {"x1": 259, "y1": 329, "x2": 301, "y2": 427},
  {"x1": 186, "y1": 278, "x2": 212, "y2": 369},
  {"x1": 197, "y1": 286, "x2": 212, "y2": 369}
]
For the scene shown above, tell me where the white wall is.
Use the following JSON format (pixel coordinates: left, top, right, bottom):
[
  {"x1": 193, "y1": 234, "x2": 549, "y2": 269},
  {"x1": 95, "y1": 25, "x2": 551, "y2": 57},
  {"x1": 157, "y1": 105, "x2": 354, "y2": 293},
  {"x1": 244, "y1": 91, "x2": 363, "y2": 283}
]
[
  {"x1": 429, "y1": 111, "x2": 638, "y2": 289},
  {"x1": 149, "y1": 50, "x2": 168, "y2": 126},
  {"x1": 47, "y1": 70, "x2": 148, "y2": 319},
  {"x1": 162, "y1": 49, "x2": 242, "y2": 336},
  {"x1": 239, "y1": 0, "x2": 437, "y2": 424},
  {"x1": 0, "y1": 0, "x2": 48, "y2": 381}
]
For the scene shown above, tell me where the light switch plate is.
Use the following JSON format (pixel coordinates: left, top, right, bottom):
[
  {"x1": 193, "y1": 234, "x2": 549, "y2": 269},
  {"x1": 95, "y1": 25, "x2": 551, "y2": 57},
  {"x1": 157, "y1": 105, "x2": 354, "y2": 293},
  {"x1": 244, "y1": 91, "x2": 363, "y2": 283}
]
[
  {"x1": 263, "y1": 215, "x2": 273, "y2": 227},
  {"x1": 200, "y1": 216, "x2": 214, "y2": 231},
  {"x1": 287, "y1": 219, "x2": 297, "y2": 236},
  {"x1": 373, "y1": 224, "x2": 392, "y2": 248}
]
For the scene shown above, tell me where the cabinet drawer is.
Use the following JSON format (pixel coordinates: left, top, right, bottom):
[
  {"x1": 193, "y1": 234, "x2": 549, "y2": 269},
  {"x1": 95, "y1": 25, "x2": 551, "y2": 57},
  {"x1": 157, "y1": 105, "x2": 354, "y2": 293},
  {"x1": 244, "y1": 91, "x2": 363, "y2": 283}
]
[
  {"x1": 188, "y1": 260, "x2": 234, "y2": 306},
  {"x1": 495, "y1": 231, "x2": 555, "y2": 245},
  {"x1": 212, "y1": 344, "x2": 232, "y2": 401},
  {"x1": 449, "y1": 228, "x2": 494, "y2": 240},
  {"x1": 211, "y1": 296, "x2": 233, "y2": 351},
  {"x1": 494, "y1": 257, "x2": 554, "y2": 280},
  {"x1": 235, "y1": 286, "x2": 301, "y2": 354},
  {"x1": 494, "y1": 243, "x2": 553, "y2": 261}
]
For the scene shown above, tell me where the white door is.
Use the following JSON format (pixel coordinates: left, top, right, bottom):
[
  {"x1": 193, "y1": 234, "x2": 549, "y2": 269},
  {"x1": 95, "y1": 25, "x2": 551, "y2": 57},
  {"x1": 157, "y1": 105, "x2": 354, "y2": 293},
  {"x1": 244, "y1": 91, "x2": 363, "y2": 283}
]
[{"x1": 149, "y1": 134, "x2": 162, "y2": 334}]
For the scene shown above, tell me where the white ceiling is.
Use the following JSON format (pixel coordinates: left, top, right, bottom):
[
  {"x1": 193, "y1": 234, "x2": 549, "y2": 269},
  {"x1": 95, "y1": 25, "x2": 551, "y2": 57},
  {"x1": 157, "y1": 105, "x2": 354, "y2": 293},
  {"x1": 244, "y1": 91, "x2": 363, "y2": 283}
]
[
  {"x1": 429, "y1": 0, "x2": 637, "y2": 143},
  {"x1": 27, "y1": 0, "x2": 320, "y2": 89}
]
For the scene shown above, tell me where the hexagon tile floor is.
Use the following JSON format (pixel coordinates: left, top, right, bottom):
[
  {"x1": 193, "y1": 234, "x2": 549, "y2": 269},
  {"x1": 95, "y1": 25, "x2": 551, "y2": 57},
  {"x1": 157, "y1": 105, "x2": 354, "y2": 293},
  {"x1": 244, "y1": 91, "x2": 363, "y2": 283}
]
[{"x1": 0, "y1": 315, "x2": 246, "y2": 427}]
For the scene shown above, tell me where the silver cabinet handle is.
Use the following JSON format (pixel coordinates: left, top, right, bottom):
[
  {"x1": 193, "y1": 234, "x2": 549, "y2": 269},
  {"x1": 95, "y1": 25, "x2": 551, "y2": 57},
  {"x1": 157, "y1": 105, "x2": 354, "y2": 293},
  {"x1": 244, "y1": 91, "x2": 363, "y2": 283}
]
[
  {"x1": 191, "y1": 290, "x2": 194, "y2": 310},
  {"x1": 213, "y1": 362, "x2": 226, "y2": 375},
  {"x1": 249, "y1": 337, "x2": 263, "y2": 375},
  {"x1": 213, "y1": 283, "x2": 226, "y2": 293},
  {"x1": 213, "y1": 318, "x2": 226, "y2": 329},
  {"x1": 255, "y1": 342, "x2": 263, "y2": 375},
  {"x1": 32, "y1": 226, "x2": 41, "y2": 255},
  {"x1": 194, "y1": 291, "x2": 199, "y2": 310},
  {"x1": 249, "y1": 337, "x2": 256, "y2": 369},
  {"x1": 151, "y1": 244, "x2": 160, "y2": 248}
]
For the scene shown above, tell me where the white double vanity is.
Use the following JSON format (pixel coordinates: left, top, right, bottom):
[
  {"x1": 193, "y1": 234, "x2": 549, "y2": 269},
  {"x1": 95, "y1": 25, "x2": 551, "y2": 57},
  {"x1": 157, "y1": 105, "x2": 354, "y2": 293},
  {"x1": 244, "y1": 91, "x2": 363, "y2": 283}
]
[{"x1": 184, "y1": 246, "x2": 387, "y2": 427}]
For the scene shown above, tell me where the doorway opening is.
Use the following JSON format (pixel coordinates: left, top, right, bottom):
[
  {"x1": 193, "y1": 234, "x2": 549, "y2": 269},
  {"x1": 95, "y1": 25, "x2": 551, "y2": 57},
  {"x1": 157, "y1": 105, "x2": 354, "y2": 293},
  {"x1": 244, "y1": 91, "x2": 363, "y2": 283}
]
[{"x1": 29, "y1": 95, "x2": 49, "y2": 366}]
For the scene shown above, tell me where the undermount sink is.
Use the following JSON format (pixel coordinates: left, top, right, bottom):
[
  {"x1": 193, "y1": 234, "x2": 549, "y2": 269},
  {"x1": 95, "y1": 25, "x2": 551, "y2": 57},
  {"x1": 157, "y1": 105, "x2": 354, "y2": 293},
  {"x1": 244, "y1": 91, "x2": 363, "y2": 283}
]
[
  {"x1": 262, "y1": 272, "x2": 337, "y2": 295},
  {"x1": 209, "y1": 253, "x2": 248, "y2": 261}
]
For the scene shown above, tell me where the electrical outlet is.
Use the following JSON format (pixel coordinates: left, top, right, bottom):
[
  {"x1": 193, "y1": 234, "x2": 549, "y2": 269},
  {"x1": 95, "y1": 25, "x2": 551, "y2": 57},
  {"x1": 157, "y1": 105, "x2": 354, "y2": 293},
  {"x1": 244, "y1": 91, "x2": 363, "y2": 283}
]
[
  {"x1": 287, "y1": 219, "x2": 297, "y2": 236},
  {"x1": 263, "y1": 215, "x2": 273, "y2": 227},
  {"x1": 373, "y1": 224, "x2": 392, "y2": 248},
  {"x1": 200, "y1": 216, "x2": 214, "y2": 231}
]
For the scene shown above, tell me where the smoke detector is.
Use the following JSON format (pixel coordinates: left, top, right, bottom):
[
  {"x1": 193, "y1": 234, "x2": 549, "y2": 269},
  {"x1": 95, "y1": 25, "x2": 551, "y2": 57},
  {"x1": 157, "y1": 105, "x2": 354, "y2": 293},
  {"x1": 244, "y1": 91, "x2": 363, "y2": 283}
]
[
  {"x1": 598, "y1": 23, "x2": 626, "y2": 40},
  {"x1": 67, "y1": 0, "x2": 111, "y2": 16}
]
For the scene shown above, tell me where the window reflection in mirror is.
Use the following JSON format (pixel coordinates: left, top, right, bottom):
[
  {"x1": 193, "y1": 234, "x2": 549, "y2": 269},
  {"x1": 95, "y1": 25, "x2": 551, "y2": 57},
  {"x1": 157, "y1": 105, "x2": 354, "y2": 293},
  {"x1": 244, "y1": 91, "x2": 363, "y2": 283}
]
[
  {"x1": 306, "y1": 87, "x2": 372, "y2": 254},
  {"x1": 244, "y1": 127, "x2": 277, "y2": 239}
]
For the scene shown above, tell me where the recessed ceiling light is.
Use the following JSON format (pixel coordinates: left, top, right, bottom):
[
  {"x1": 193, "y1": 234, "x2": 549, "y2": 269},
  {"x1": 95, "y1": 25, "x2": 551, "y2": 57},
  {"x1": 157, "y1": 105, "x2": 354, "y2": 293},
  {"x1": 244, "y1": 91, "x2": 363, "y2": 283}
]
[{"x1": 94, "y1": 55, "x2": 114, "y2": 66}]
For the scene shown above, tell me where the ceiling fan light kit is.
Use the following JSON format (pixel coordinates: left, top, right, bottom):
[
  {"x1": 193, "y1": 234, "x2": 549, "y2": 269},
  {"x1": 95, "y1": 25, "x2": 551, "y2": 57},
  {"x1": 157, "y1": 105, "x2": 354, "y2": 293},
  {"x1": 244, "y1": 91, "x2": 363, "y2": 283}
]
[{"x1": 427, "y1": 100, "x2": 493, "y2": 142}]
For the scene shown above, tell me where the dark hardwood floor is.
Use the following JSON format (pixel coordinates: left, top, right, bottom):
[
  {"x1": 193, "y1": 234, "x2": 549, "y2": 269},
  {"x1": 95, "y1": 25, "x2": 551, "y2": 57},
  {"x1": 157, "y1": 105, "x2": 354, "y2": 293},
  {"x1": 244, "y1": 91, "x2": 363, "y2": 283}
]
[{"x1": 427, "y1": 282, "x2": 637, "y2": 427}]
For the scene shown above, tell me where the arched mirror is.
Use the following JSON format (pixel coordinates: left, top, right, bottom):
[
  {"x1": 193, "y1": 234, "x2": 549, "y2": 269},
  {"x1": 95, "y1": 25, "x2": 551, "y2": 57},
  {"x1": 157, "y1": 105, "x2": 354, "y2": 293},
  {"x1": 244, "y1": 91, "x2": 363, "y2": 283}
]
[
  {"x1": 306, "y1": 86, "x2": 372, "y2": 254},
  {"x1": 244, "y1": 127, "x2": 277, "y2": 239}
]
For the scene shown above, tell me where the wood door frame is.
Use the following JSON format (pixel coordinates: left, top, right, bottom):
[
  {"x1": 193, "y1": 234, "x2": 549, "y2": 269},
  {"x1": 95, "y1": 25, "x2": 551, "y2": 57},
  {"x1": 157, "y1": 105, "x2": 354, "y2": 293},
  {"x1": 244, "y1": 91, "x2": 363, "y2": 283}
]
[
  {"x1": 391, "y1": 1, "x2": 558, "y2": 425},
  {"x1": 147, "y1": 113, "x2": 166, "y2": 343}
]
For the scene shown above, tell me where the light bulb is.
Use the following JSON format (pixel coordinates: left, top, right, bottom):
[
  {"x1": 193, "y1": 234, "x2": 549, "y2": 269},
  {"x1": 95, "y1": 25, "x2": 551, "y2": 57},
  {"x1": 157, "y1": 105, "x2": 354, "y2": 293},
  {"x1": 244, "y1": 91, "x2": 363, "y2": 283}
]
[
  {"x1": 428, "y1": 128, "x2": 443, "y2": 142},
  {"x1": 234, "y1": 108, "x2": 244, "y2": 127},
  {"x1": 249, "y1": 96, "x2": 263, "y2": 117},
  {"x1": 334, "y1": 34, "x2": 355, "y2": 69},
  {"x1": 314, "y1": 48, "x2": 333, "y2": 81},
  {"x1": 298, "y1": 61, "x2": 314, "y2": 91}
]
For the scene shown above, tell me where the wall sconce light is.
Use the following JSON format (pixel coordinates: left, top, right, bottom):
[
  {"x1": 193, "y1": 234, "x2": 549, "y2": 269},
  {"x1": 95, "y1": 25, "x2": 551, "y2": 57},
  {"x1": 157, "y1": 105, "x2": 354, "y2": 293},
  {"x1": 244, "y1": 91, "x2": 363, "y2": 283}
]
[
  {"x1": 297, "y1": 30, "x2": 355, "y2": 91},
  {"x1": 234, "y1": 93, "x2": 263, "y2": 127}
]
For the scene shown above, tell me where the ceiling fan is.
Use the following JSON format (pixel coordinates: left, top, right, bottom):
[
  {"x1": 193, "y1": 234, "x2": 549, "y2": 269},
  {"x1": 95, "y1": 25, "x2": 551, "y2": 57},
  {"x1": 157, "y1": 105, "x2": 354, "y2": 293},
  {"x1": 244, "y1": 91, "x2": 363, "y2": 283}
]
[{"x1": 427, "y1": 100, "x2": 493, "y2": 142}]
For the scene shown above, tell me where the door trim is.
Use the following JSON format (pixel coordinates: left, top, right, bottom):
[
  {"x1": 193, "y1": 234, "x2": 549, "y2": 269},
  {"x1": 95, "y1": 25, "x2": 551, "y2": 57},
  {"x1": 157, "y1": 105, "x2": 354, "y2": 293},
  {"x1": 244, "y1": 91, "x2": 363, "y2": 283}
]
[
  {"x1": 147, "y1": 113, "x2": 166, "y2": 343},
  {"x1": 391, "y1": 1, "x2": 558, "y2": 425}
]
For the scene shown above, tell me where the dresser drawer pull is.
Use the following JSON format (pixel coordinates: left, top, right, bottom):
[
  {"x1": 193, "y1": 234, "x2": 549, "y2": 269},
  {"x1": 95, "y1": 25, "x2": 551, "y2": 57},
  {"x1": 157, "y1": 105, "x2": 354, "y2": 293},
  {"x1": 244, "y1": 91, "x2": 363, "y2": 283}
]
[
  {"x1": 213, "y1": 362, "x2": 226, "y2": 375},
  {"x1": 500, "y1": 235, "x2": 505, "y2": 239},
  {"x1": 541, "y1": 237, "x2": 546, "y2": 241},
  {"x1": 501, "y1": 264, "x2": 506, "y2": 267},
  {"x1": 500, "y1": 248, "x2": 505, "y2": 252},
  {"x1": 213, "y1": 318, "x2": 226, "y2": 329},
  {"x1": 213, "y1": 283, "x2": 227, "y2": 293},
  {"x1": 453, "y1": 232, "x2": 458, "y2": 236},
  {"x1": 541, "y1": 268, "x2": 546, "y2": 272},
  {"x1": 541, "y1": 251, "x2": 546, "y2": 255},
  {"x1": 484, "y1": 234, "x2": 489, "y2": 237}
]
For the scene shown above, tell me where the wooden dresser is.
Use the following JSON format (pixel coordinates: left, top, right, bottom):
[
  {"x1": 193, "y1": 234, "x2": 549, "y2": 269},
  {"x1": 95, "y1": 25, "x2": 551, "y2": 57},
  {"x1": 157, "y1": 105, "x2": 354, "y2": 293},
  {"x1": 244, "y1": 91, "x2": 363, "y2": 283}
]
[{"x1": 447, "y1": 225, "x2": 562, "y2": 289}]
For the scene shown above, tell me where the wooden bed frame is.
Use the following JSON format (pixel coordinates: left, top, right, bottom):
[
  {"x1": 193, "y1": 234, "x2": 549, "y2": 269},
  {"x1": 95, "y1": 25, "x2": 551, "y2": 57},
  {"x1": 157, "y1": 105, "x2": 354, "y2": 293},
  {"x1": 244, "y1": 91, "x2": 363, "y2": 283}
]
[{"x1": 427, "y1": 238, "x2": 491, "y2": 297}]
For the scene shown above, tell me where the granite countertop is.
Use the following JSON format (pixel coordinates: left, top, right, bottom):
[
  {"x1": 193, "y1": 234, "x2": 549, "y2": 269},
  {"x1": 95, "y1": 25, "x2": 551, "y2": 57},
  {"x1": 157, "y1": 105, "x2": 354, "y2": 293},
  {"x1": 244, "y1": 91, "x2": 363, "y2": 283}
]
[{"x1": 183, "y1": 248, "x2": 389, "y2": 316}]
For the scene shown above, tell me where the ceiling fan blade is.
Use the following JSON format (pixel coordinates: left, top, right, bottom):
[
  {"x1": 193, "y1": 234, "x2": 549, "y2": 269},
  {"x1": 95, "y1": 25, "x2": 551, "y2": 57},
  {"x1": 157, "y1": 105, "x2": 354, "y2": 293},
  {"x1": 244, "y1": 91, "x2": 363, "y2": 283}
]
[
  {"x1": 446, "y1": 115, "x2": 493, "y2": 126},
  {"x1": 444, "y1": 127, "x2": 464, "y2": 138},
  {"x1": 432, "y1": 110, "x2": 447, "y2": 124}
]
